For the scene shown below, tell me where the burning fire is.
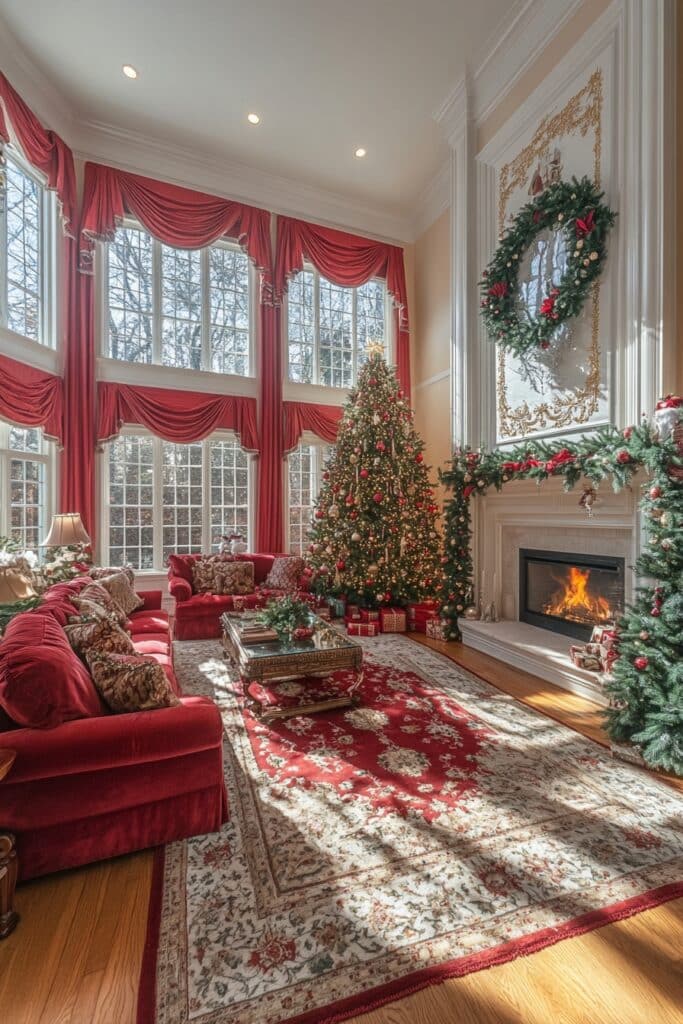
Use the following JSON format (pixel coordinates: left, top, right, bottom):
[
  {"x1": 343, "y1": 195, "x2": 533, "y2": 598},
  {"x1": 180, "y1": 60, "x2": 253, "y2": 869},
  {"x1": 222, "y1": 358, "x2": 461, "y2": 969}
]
[{"x1": 543, "y1": 565, "x2": 613, "y2": 625}]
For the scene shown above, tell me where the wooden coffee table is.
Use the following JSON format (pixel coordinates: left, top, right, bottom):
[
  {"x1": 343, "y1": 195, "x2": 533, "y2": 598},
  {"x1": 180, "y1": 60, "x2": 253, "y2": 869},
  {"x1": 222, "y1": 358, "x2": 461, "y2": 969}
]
[{"x1": 221, "y1": 612, "x2": 364, "y2": 722}]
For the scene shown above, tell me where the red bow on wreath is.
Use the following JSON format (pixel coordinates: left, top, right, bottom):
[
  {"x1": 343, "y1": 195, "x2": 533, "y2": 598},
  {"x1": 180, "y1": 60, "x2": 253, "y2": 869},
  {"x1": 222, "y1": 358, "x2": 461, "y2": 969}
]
[
  {"x1": 540, "y1": 288, "x2": 560, "y2": 318},
  {"x1": 488, "y1": 281, "x2": 509, "y2": 298},
  {"x1": 575, "y1": 210, "x2": 595, "y2": 237},
  {"x1": 655, "y1": 394, "x2": 682, "y2": 409}
]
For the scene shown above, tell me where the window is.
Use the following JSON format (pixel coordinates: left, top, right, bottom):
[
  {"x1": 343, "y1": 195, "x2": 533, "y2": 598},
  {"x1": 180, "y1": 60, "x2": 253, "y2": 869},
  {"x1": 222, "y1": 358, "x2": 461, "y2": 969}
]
[
  {"x1": 0, "y1": 147, "x2": 55, "y2": 346},
  {"x1": 287, "y1": 268, "x2": 387, "y2": 387},
  {"x1": 0, "y1": 421, "x2": 53, "y2": 550},
  {"x1": 103, "y1": 432, "x2": 251, "y2": 570},
  {"x1": 287, "y1": 441, "x2": 334, "y2": 554},
  {"x1": 104, "y1": 223, "x2": 252, "y2": 374}
]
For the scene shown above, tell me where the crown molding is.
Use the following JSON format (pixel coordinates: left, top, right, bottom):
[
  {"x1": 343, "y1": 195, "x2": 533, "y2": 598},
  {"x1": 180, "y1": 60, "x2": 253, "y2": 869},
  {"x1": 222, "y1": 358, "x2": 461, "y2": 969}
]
[
  {"x1": 412, "y1": 159, "x2": 450, "y2": 239},
  {"x1": 0, "y1": 16, "x2": 76, "y2": 142},
  {"x1": 74, "y1": 119, "x2": 413, "y2": 245},
  {"x1": 434, "y1": 74, "x2": 469, "y2": 147}
]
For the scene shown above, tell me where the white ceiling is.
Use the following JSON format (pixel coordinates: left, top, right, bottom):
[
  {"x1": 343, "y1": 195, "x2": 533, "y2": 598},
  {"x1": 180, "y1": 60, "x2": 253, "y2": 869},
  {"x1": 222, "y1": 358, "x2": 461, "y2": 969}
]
[{"x1": 0, "y1": 0, "x2": 519, "y2": 228}]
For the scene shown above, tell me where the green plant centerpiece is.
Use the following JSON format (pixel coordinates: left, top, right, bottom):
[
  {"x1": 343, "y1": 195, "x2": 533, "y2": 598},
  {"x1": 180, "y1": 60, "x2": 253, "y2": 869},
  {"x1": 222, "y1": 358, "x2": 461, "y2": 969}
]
[{"x1": 257, "y1": 595, "x2": 314, "y2": 642}]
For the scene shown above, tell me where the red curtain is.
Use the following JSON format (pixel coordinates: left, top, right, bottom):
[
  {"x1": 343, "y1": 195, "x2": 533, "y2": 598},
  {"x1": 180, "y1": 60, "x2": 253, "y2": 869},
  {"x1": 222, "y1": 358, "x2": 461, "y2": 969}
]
[
  {"x1": 283, "y1": 401, "x2": 343, "y2": 452},
  {"x1": 97, "y1": 382, "x2": 259, "y2": 452},
  {"x1": 0, "y1": 72, "x2": 77, "y2": 236},
  {"x1": 274, "y1": 215, "x2": 410, "y2": 396},
  {"x1": 0, "y1": 353, "x2": 63, "y2": 443},
  {"x1": 79, "y1": 162, "x2": 271, "y2": 274},
  {"x1": 257, "y1": 298, "x2": 284, "y2": 553}
]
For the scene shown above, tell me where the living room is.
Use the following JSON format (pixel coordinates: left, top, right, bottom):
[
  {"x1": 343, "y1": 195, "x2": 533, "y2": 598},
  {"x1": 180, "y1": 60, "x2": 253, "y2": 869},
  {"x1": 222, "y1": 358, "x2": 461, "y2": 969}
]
[{"x1": 0, "y1": 2, "x2": 681, "y2": 1023}]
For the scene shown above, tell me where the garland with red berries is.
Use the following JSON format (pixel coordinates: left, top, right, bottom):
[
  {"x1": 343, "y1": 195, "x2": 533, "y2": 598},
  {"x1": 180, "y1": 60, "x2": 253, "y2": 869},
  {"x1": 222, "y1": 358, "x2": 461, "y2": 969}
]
[
  {"x1": 481, "y1": 176, "x2": 616, "y2": 358},
  {"x1": 440, "y1": 404, "x2": 683, "y2": 775}
]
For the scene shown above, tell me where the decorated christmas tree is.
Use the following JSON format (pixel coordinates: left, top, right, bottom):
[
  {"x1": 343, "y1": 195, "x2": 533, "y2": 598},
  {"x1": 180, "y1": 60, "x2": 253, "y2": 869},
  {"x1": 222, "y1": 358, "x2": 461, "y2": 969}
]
[
  {"x1": 307, "y1": 347, "x2": 442, "y2": 607},
  {"x1": 604, "y1": 417, "x2": 683, "y2": 774}
]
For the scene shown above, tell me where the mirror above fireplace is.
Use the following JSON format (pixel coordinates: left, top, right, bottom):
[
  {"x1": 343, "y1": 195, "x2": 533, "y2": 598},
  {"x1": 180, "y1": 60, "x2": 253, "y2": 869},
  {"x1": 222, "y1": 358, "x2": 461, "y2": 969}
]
[{"x1": 519, "y1": 548, "x2": 625, "y2": 641}]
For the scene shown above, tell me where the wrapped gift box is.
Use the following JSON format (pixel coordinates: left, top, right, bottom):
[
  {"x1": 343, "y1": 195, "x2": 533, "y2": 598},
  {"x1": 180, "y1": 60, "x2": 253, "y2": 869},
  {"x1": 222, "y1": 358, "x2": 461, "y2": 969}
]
[
  {"x1": 360, "y1": 609, "x2": 380, "y2": 623},
  {"x1": 426, "y1": 618, "x2": 448, "y2": 640},
  {"x1": 407, "y1": 600, "x2": 439, "y2": 622},
  {"x1": 345, "y1": 610, "x2": 362, "y2": 623},
  {"x1": 328, "y1": 597, "x2": 347, "y2": 618},
  {"x1": 408, "y1": 610, "x2": 440, "y2": 634},
  {"x1": 380, "y1": 607, "x2": 407, "y2": 633},
  {"x1": 590, "y1": 624, "x2": 618, "y2": 647},
  {"x1": 316, "y1": 606, "x2": 331, "y2": 621},
  {"x1": 347, "y1": 621, "x2": 379, "y2": 637}
]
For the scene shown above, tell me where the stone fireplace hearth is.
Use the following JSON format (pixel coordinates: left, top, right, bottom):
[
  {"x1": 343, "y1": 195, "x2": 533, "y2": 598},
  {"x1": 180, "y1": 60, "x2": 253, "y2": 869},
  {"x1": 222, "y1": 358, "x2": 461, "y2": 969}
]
[{"x1": 458, "y1": 476, "x2": 642, "y2": 705}]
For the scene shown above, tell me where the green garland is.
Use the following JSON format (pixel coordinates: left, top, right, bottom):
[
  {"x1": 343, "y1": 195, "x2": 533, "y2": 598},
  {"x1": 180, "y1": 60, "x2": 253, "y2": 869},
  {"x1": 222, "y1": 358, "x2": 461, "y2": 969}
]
[
  {"x1": 439, "y1": 412, "x2": 683, "y2": 775},
  {"x1": 481, "y1": 176, "x2": 616, "y2": 358},
  {"x1": 257, "y1": 596, "x2": 313, "y2": 641}
]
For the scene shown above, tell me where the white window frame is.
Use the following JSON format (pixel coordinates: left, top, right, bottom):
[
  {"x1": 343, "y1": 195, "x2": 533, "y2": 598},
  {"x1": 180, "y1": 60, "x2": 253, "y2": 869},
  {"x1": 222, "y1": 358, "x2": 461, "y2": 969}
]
[
  {"x1": 284, "y1": 264, "x2": 393, "y2": 389},
  {"x1": 0, "y1": 143, "x2": 58, "y2": 351},
  {"x1": 99, "y1": 426, "x2": 255, "y2": 572},
  {"x1": 98, "y1": 218, "x2": 258, "y2": 376},
  {"x1": 0, "y1": 420, "x2": 56, "y2": 550},
  {"x1": 285, "y1": 432, "x2": 334, "y2": 554}
]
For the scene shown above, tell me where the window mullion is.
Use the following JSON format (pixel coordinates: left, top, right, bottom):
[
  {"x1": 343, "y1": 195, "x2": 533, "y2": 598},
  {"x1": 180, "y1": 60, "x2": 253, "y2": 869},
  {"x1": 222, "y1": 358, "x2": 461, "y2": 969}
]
[
  {"x1": 152, "y1": 239, "x2": 162, "y2": 364},
  {"x1": 201, "y1": 248, "x2": 211, "y2": 372},
  {"x1": 313, "y1": 271, "x2": 320, "y2": 385},
  {"x1": 0, "y1": 150, "x2": 7, "y2": 329},
  {"x1": 0, "y1": 453, "x2": 7, "y2": 536},
  {"x1": 153, "y1": 436, "x2": 163, "y2": 570},
  {"x1": 351, "y1": 288, "x2": 357, "y2": 386},
  {"x1": 202, "y1": 439, "x2": 211, "y2": 552}
]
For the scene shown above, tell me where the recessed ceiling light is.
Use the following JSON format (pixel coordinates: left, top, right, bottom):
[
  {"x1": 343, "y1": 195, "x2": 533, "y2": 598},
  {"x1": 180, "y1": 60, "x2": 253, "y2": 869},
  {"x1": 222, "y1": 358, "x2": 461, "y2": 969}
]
[
  {"x1": 247, "y1": 113, "x2": 261, "y2": 125},
  {"x1": 122, "y1": 64, "x2": 138, "y2": 79},
  {"x1": 354, "y1": 147, "x2": 367, "y2": 158}
]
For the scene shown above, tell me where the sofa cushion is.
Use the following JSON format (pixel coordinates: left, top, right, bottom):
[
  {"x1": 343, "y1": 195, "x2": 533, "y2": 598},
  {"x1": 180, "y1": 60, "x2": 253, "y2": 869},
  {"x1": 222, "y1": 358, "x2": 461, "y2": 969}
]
[
  {"x1": 167, "y1": 553, "x2": 197, "y2": 585},
  {"x1": 263, "y1": 555, "x2": 306, "y2": 594},
  {"x1": 175, "y1": 592, "x2": 263, "y2": 617},
  {"x1": 192, "y1": 558, "x2": 218, "y2": 594},
  {"x1": 86, "y1": 651, "x2": 180, "y2": 713},
  {"x1": 100, "y1": 571, "x2": 145, "y2": 616},
  {"x1": 235, "y1": 553, "x2": 276, "y2": 584},
  {"x1": 64, "y1": 617, "x2": 136, "y2": 660},
  {"x1": 77, "y1": 582, "x2": 128, "y2": 626},
  {"x1": 132, "y1": 638, "x2": 171, "y2": 657},
  {"x1": 216, "y1": 559, "x2": 255, "y2": 595},
  {"x1": 0, "y1": 611, "x2": 103, "y2": 728},
  {"x1": 90, "y1": 566, "x2": 135, "y2": 586},
  {"x1": 126, "y1": 610, "x2": 170, "y2": 636}
]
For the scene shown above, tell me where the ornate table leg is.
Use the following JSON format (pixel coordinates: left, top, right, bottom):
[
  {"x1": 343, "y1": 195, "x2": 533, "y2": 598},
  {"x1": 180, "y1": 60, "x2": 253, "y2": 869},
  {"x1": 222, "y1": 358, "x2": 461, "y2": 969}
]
[{"x1": 0, "y1": 832, "x2": 19, "y2": 939}]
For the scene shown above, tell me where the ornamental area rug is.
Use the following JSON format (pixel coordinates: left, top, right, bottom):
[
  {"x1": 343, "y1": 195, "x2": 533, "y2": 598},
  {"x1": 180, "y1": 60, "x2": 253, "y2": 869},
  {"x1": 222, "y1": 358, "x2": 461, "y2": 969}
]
[{"x1": 138, "y1": 636, "x2": 683, "y2": 1024}]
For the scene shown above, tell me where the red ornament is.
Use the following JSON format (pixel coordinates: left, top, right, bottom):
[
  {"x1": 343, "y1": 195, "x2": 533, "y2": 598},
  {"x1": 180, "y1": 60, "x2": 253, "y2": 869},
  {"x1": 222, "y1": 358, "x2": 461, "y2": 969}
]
[
  {"x1": 383, "y1": 592, "x2": 392, "y2": 603},
  {"x1": 651, "y1": 607, "x2": 661, "y2": 617},
  {"x1": 314, "y1": 509, "x2": 324, "y2": 519},
  {"x1": 365, "y1": 578, "x2": 375, "y2": 587},
  {"x1": 634, "y1": 656, "x2": 649, "y2": 671},
  {"x1": 359, "y1": 468, "x2": 369, "y2": 479},
  {"x1": 375, "y1": 441, "x2": 386, "y2": 452},
  {"x1": 336, "y1": 560, "x2": 345, "y2": 571},
  {"x1": 368, "y1": 377, "x2": 378, "y2": 386},
  {"x1": 345, "y1": 494, "x2": 354, "y2": 505},
  {"x1": 415, "y1": 453, "x2": 424, "y2": 463},
  {"x1": 350, "y1": 510, "x2": 359, "y2": 519},
  {"x1": 649, "y1": 485, "x2": 662, "y2": 500},
  {"x1": 623, "y1": 426, "x2": 633, "y2": 439},
  {"x1": 616, "y1": 450, "x2": 631, "y2": 464},
  {"x1": 373, "y1": 492, "x2": 383, "y2": 503},
  {"x1": 397, "y1": 389, "x2": 404, "y2": 399}
]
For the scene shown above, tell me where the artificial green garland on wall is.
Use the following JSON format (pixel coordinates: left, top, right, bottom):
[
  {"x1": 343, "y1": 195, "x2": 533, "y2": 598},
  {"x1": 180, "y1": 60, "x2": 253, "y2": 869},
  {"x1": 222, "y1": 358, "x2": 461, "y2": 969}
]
[
  {"x1": 439, "y1": 408, "x2": 683, "y2": 775},
  {"x1": 480, "y1": 176, "x2": 616, "y2": 358}
]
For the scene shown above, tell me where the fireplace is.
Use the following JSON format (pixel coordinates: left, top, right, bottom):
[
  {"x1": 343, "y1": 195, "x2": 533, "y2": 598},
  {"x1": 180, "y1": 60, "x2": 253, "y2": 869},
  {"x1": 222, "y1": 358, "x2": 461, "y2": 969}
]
[{"x1": 519, "y1": 548, "x2": 625, "y2": 640}]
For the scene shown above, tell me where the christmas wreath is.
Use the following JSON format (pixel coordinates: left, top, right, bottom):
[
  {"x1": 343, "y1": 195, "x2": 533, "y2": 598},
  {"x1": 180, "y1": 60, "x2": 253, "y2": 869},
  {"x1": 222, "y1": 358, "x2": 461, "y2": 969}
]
[{"x1": 480, "y1": 176, "x2": 616, "y2": 358}]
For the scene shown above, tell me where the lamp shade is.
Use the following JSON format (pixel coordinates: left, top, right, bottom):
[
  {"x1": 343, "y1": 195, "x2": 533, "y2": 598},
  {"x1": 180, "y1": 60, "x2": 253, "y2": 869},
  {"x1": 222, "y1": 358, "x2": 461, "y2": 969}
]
[
  {"x1": 0, "y1": 567, "x2": 36, "y2": 603},
  {"x1": 41, "y1": 513, "x2": 91, "y2": 547}
]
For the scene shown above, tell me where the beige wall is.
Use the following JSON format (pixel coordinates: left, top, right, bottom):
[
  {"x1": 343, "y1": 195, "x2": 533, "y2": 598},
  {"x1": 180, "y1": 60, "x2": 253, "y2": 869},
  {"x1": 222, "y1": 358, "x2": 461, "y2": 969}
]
[{"x1": 412, "y1": 209, "x2": 451, "y2": 504}]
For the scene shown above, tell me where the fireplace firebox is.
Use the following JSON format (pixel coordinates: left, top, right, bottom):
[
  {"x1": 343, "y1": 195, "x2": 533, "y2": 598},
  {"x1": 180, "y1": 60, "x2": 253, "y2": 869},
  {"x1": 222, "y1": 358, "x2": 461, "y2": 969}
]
[{"x1": 519, "y1": 548, "x2": 625, "y2": 641}]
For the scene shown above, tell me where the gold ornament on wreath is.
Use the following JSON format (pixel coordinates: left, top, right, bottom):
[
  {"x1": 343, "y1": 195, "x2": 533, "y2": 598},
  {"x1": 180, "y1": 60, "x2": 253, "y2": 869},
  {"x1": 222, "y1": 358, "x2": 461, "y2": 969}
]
[{"x1": 481, "y1": 176, "x2": 616, "y2": 359}]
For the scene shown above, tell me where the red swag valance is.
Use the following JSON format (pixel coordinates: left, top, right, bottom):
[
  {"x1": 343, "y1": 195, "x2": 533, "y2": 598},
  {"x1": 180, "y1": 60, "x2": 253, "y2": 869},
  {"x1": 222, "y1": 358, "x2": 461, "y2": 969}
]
[
  {"x1": 97, "y1": 382, "x2": 259, "y2": 452},
  {"x1": 0, "y1": 73, "x2": 77, "y2": 236},
  {"x1": 80, "y1": 162, "x2": 271, "y2": 287},
  {"x1": 0, "y1": 353, "x2": 63, "y2": 444},
  {"x1": 283, "y1": 401, "x2": 343, "y2": 452},
  {"x1": 274, "y1": 215, "x2": 410, "y2": 395}
]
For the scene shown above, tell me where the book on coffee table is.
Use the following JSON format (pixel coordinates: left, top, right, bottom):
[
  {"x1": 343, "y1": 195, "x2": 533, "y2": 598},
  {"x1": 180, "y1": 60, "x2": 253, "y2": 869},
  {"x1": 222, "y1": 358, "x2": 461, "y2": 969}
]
[{"x1": 239, "y1": 625, "x2": 278, "y2": 643}]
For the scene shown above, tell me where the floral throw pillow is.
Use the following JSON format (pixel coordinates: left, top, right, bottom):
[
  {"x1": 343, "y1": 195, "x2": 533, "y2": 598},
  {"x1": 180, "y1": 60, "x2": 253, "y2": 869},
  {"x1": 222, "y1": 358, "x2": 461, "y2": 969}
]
[
  {"x1": 192, "y1": 559, "x2": 218, "y2": 594},
  {"x1": 90, "y1": 566, "x2": 135, "y2": 587},
  {"x1": 263, "y1": 556, "x2": 305, "y2": 594},
  {"x1": 65, "y1": 618, "x2": 135, "y2": 660},
  {"x1": 77, "y1": 582, "x2": 128, "y2": 626},
  {"x1": 100, "y1": 571, "x2": 144, "y2": 616},
  {"x1": 215, "y1": 560, "x2": 255, "y2": 595},
  {"x1": 86, "y1": 651, "x2": 179, "y2": 713},
  {"x1": 69, "y1": 596, "x2": 121, "y2": 626}
]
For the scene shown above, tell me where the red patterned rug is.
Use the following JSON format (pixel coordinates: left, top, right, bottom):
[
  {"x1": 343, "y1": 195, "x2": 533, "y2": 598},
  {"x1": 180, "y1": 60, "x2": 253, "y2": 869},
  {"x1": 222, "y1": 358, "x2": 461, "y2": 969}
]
[{"x1": 138, "y1": 636, "x2": 683, "y2": 1024}]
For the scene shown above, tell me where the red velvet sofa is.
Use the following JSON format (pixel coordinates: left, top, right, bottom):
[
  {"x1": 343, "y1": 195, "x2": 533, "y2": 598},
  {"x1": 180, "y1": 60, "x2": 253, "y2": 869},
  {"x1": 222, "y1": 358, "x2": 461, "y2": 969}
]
[
  {"x1": 169, "y1": 552, "x2": 301, "y2": 640},
  {"x1": 0, "y1": 577, "x2": 227, "y2": 882}
]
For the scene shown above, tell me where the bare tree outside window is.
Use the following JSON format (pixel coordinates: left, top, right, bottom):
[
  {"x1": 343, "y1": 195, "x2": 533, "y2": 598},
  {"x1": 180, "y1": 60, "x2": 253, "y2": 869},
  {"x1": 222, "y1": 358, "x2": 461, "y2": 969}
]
[{"x1": 1, "y1": 155, "x2": 43, "y2": 342}]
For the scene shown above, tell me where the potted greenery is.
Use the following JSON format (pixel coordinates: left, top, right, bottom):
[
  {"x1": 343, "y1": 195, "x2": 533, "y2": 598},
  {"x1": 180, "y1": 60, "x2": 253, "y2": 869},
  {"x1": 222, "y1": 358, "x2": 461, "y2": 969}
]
[{"x1": 257, "y1": 596, "x2": 314, "y2": 642}]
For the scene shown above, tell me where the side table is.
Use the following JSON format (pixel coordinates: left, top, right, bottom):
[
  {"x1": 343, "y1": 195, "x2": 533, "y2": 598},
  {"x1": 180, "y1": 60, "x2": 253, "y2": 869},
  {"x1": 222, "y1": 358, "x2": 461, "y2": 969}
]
[{"x1": 0, "y1": 749, "x2": 18, "y2": 939}]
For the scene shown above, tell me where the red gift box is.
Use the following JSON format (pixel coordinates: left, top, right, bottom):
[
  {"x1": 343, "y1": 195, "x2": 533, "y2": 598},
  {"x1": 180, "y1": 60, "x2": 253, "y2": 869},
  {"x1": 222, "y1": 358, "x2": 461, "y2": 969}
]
[
  {"x1": 379, "y1": 607, "x2": 407, "y2": 633},
  {"x1": 360, "y1": 609, "x2": 380, "y2": 623},
  {"x1": 347, "y1": 603, "x2": 360, "y2": 616},
  {"x1": 347, "y1": 621, "x2": 379, "y2": 637},
  {"x1": 408, "y1": 610, "x2": 440, "y2": 634},
  {"x1": 407, "y1": 600, "x2": 439, "y2": 621},
  {"x1": 345, "y1": 610, "x2": 362, "y2": 623}
]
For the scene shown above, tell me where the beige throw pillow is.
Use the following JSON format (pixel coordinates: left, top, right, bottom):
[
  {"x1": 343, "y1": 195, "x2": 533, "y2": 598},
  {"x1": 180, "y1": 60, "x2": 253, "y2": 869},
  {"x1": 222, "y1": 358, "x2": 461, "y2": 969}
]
[
  {"x1": 65, "y1": 618, "x2": 135, "y2": 660},
  {"x1": 100, "y1": 571, "x2": 144, "y2": 616}
]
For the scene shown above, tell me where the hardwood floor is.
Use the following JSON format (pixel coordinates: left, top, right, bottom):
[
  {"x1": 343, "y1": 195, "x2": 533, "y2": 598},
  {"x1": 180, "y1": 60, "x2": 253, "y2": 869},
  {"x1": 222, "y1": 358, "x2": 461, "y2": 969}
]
[{"x1": 1, "y1": 640, "x2": 681, "y2": 1024}]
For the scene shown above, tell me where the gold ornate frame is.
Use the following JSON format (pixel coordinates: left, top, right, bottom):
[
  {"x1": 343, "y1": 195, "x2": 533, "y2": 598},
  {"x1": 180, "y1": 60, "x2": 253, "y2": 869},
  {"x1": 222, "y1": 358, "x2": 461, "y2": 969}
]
[{"x1": 496, "y1": 69, "x2": 604, "y2": 438}]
